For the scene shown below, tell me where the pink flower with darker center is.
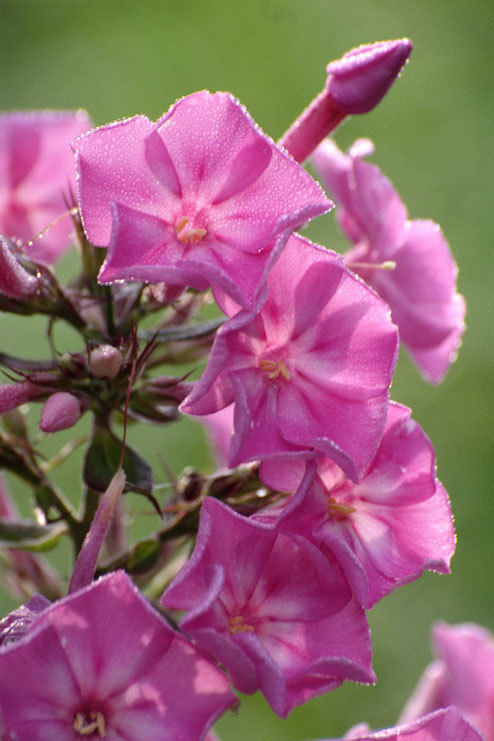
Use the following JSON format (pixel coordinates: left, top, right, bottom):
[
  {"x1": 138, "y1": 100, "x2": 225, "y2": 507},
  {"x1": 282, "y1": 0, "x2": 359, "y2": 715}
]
[
  {"x1": 0, "y1": 110, "x2": 91, "y2": 263},
  {"x1": 0, "y1": 570, "x2": 236, "y2": 741},
  {"x1": 260, "y1": 402, "x2": 455, "y2": 609},
  {"x1": 162, "y1": 497, "x2": 374, "y2": 718},
  {"x1": 182, "y1": 233, "x2": 398, "y2": 482},
  {"x1": 74, "y1": 91, "x2": 331, "y2": 308},
  {"x1": 311, "y1": 138, "x2": 465, "y2": 383}
]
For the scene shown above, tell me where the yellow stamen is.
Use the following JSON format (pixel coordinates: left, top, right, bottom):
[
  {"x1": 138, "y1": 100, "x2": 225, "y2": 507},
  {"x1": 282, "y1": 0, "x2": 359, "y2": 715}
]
[
  {"x1": 74, "y1": 711, "x2": 106, "y2": 737},
  {"x1": 175, "y1": 217, "x2": 207, "y2": 245},
  {"x1": 327, "y1": 497, "x2": 356, "y2": 520},
  {"x1": 259, "y1": 358, "x2": 291, "y2": 381},
  {"x1": 229, "y1": 615, "x2": 255, "y2": 635}
]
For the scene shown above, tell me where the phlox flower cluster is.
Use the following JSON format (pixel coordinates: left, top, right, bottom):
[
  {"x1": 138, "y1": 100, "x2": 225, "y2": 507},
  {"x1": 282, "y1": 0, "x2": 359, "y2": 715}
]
[{"x1": 0, "y1": 36, "x2": 470, "y2": 740}]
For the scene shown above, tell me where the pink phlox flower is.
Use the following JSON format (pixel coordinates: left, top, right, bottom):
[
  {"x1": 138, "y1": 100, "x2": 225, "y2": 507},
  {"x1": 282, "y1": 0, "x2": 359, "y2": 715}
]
[
  {"x1": 181, "y1": 233, "x2": 398, "y2": 482},
  {"x1": 400, "y1": 622, "x2": 494, "y2": 741},
  {"x1": 0, "y1": 236, "x2": 38, "y2": 298},
  {"x1": 0, "y1": 570, "x2": 236, "y2": 741},
  {"x1": 260, "y1": 402, "x2": 455, "y2": 609},
  {"x1": 39, "y1": 391, "x2": 82, "y2": 433},
  {"x1": 74, "y1": 91, "x2": 332, "y2": 309},
  {"x1": 323, "y1": 706, "x2": 483, "y2": 740},
  {"x1": 311, "y1": 138, "x2": 465, "y2": 383},
  {"x1": 162, "y1": 497, "x2": 374, "y2": 718},
  {"x1": 0, "y1": 110, "x2": 91, "y2": 263},
  {"x1": 326, "y1": 39, "x2": 413, "y2": 115}
]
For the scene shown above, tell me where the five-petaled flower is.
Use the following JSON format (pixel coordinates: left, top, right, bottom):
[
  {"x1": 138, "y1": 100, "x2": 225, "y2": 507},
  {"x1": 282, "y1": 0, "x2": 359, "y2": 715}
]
[
  {"x1": 74, "y1": 90, "x2": 331, "y2": 308},
  {"x1": 162, "y1": 497, "x2": 374, "y2": 718},
  {"x1": 259, "y1": 402, "x2": 456, "y2": 609},
  {"x1": 181, "y1": 233, "x2": 398, "y2": 482},
  {"x1": 0, "y1": 571, "x2": 236, "y2": 741}
]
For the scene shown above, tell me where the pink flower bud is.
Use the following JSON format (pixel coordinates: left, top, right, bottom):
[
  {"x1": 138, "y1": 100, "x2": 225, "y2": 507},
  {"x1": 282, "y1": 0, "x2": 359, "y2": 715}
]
[
  {"x1": 0, "y1": 382, "x2": 42, "y2": 414},
  {"x1": 326, "y1": 38, "x2": 413, "y2": 114},
  {"x1": 279, "y1": 39, "x2": 412, "y2": 163},
  {"x1": 89, "y1": 344, "x2": 123, "y2": 379},
  {"x1": 0, "y1": 238, "x2": 38, "y2": 299},
  {"x1": 39, "y1": 392, "x2": 81, "y2": 432}
]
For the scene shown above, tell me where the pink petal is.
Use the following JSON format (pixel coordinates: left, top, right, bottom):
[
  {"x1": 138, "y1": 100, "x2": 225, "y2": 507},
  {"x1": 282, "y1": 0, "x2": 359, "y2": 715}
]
[
  {"x1": 336, "y1": 707, "x2": 483, "y2": 740},
  {"x1": 75, "y1": 115, "x2": 166, "y2": 246},
  {"x1": 373, "y1": 219, "x2": 465, "y2": 383},
  {"x1": 212, "y1": 131, "x2": 272, "y2": 204}
]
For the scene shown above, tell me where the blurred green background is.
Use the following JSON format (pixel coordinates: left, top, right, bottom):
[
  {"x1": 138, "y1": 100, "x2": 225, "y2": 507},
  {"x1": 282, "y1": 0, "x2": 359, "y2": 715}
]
[{"x1": 1, "y1": 0, "x2": 492, "y2": 739}]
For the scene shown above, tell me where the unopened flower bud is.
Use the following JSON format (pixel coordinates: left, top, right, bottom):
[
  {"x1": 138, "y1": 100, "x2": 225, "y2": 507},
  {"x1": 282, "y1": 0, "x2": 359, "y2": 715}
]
[
  {"x1": 326, "y1": 38, "x2": 413, "y2": 114},
  {"x1": 0, "y1": 382, "x2": 42, "y2": 414},
  {"x1": 279, "y1": 38, "x2": 412, "y2": 164},
  {"x1": 39, "y1": 392, "x2": 81, "y2": 433},
  {"x1": 89, "y1": 345, "x2": 123, "y2": 379},
  {"x1": 0, "y1": 238, "x2": 38, "y2": 299}
]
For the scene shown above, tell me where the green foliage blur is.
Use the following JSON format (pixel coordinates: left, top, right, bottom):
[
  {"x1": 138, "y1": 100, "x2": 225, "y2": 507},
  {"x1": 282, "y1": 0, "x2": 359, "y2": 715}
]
[{"x1": 1, "y1": 1, "x2": 492, "y2": 739}]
